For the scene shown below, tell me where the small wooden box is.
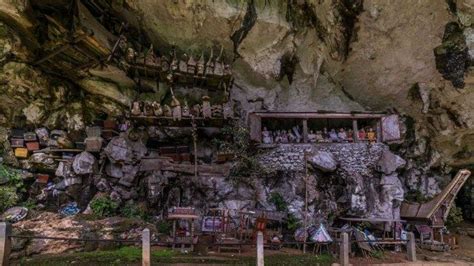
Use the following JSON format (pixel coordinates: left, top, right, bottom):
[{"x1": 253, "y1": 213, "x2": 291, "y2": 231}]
[
  {"x1": 180, "y1": 153, "x2": 191, "y2": 162},
  {"x1": 85, "y1": 137, "x2": 103, "y2": 152},
  {"x1": 103, "y1": 120, "x2": 117, "y2": 130},
  {"x1": 75, "y1": 142, "x2": 85, "y2": 150},
  {"x1": 23, "y1": 132, "x2": 37, "y2": 142},
  {"x1": 36, "y1": 174, "x2": 49, "y2": 184},
  {"x1": 26, "y1": 142, "x2": 40, "y2": 151},
  {"x1": 11, "y1": 128, "x2": 25, "y2": 139},
  {"x1": 14, "y1": 148, "x2": 28, "y2": 158},
  {"x1": 102, "y1": 129, "x2": 117, "y2": 140},
  {"x1": 47, "y1": 139, "x2": 58, "y2": 147},
  {"x1": 10, "y1": 138, "x2": 24, "y2": 148},
  {"x1": 86, "y1": 126, "x2": 102, "y2": 138}
]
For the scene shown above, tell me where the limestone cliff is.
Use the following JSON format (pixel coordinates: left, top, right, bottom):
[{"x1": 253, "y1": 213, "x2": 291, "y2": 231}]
[{"x1": 0, "y1": 0, "x2": 472, "y2": 217}]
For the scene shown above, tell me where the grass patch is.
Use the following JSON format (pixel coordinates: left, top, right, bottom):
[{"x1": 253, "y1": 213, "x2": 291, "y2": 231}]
[{"x1": 16, "y1": 248, "x2": 333, "y2": 266}]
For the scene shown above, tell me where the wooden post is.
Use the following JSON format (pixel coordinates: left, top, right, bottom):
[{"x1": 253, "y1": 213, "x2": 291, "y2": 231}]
[
  {"x1": 352, "y1": 119, "x2": 359, "y2": 142},
  {"x1": 340, "y1": 232, "x2": 349, "y2": 266},
  {"x1": 191, "y1": 116, "x2": 198, "y2": 178},
  {"x1": 142, "y1": 228, "x2": 151, "y2": 266},
  {"x1": 0, "y1": 222, "x2": 11, "y2": 266},
  {"x1": 257, "y1": 231, "x2": 264, "y2": 266},
  {"x1": 407, "y1": 232, "x2": 416, "y2": 262},
  {"x1": 172, "y1": 221, "x2": 176, "y2": 249},
  {"x1": 190, "y1": 219, "x2": 195, "y2": 252},
  {"x1": 302, "y1": 119, "x2": 308, "y2": 143},
  {"x1": 303, "y1": 152, "x2": 309, "y2": 254},
  {"x1": 376, "y1": 119, "x2": 382, "y2": 143}
]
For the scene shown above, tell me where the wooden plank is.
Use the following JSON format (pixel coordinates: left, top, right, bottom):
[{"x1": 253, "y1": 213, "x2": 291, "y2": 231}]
[
  {"x1": 252, "y1": 112, "x2": 386, "y2": 119},
  {"x1": 34, "y1": 34, "x2": 89, "y2": 65}
]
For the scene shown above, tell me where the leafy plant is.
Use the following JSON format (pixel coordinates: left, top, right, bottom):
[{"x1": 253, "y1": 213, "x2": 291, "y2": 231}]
[
  {"x1": 21, "y1": 198, "x2": 37, "y2": 210},
  {"x1": 286, "y1": 213, "x2": 301, "y2": 231},
  {"x1": 269, "y1": 192, "x2": 288, "y2": 212},
  {"x1": 90, "y1": 196, "x2": 119, "y2": 218},
  {"x1": 0, "y1": 163, "x2": 25, "y2": 192},
  {"x1": 120, "y1": 201, "x2": 147, "y2": 220},
  {"x1": 156, "y1": 220, "x2": 172, "y2": 234},
  {"x1": 405, "y1": 189, "x2": 431, "y2": 203},
  {"x1": 447, "y1": 204, "x2": 463, "y2": 227},
  {"x1": 0, "y1": 186, "x2": 19, "y2": 212},
  {"x1": 372, "y1": 250, "x2": 385, "y2": 259}
]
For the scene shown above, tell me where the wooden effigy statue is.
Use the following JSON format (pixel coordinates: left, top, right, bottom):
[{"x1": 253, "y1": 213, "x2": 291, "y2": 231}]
[
  {"x1": 152, "y1": 101, "x2": 163, "y2": 117},
  {"x1": 191, "y1": 104, "x2": 201, "y2": 117},
  {"x1": 187, "y1": 55, "x2": 197, "y2": 75},
  {"x1": 144, "y1": 101, "x2": 154, "y2": 117},
  {"x1": 182, "y1": 100, "x2": 190, "y2": 117},
  {"x1": 201, "y1": 96, "x2": 212, "y2": 118},
  {"x1": 131, "y1": 101, "x2": 142, "y2": 116},
  {"x1": 171, "y1": 96, "x2": 182, "y2": 121},
  {"x1": 197, "y1": 52, "x2": 205, "y2": 76},
  {"x1": 211, "y1": 104, "x2": 223, "y2": 117},
  {"x1": 179, "y1": 53, "x2": 189, "y2": 73},
  {"x1": 163, "y1": 104, "x2": 172, "y2": 117}
]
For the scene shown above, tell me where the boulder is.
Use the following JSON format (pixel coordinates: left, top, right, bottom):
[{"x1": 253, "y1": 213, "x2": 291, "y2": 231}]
[
  {"x1": 377, "y1": 149, "x2": 406, "y2": 175},
  {"x1": 104, "y1": 136, "x2": 133, "y2": 163},
  {"x1": 308, "y1": 151, "x2": 338, "y2": 172},
  {"x1": 72, "y1": 152, "x2": 96, "y2": 175}
]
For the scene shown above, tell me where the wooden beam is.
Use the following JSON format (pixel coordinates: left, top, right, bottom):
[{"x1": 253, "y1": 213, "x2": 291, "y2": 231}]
[
  {"x1": 252, "y1": 112, "x2": 386, "y2": 119},
  {"x1": 34, "y1": 34, "x2": 89, "y2": 65},
  {"x1": 302, "y1": 119, "x2": 308, "y2": 143}
]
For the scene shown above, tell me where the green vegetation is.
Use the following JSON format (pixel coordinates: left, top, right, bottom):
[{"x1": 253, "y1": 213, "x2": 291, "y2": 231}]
[
  {"x1": 405, "y1": 189, "x2": 431, "y2": 203},
  {"x1": 0, "y1": 164, "x2": 25, "y2": 212},
  {"x1": 0, "y1": 186, "x2": 19, "y2": 213},
  {"x1": 447, "y1": 204, "x2": 464, "y2": 227},
  {"x1": 16, "y1": 247, "x2": 334, "y2": 265},
  {"x1": 156, "y1": 220, "x2": 172, "y2": 234},
  {"x1": 90, "y1": 196, "x2": 119, "y2": 218},
  {"x1": 120, "y1": 201, "x2": 147, "y2": 220},
  {"x1": 269, "y1": 192, "x2": 288, "y2": 212},
  {"x1": 0, "y1": 163, "x2": 25, "y2": 192},
  {"x1": 372, "y1": 250, "x2": 385, "y2": 259}
]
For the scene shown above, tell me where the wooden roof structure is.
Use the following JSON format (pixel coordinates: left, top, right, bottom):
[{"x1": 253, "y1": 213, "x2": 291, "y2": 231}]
[{"x1": 400, "y1": 169, "x2": 471, "y2": 226}]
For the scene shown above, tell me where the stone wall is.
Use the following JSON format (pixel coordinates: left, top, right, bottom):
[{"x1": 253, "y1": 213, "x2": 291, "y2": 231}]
[{"x1": 258, "y1": 143, "x2": 385, "y2": 175}]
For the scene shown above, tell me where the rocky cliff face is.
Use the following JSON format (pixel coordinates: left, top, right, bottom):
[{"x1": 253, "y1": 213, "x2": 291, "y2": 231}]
[{"x1": 0, "y1": 0, "x2": 472, "y2": 219}]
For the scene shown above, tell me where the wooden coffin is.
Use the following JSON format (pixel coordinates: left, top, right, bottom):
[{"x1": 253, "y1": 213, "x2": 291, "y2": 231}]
[
  {"x1": 36, "y1": 174, "x2": 49, "y2": 184},
  {"x1": 11, "y1": 128, "x2": 25, "y2": 139},
  {"x1": 103, "y1": 120, "x2": 117, "y2": 130},
  {"x1": 10, "y1": 138, "x2": 24, "y2": 148},
  {"x1": 85, "y1": 137, "x2": 103, "y2": 152},
  {"x1": 216, "y1": 153, "x2": 234, "y2": 163},
  {"x1": 86, "y1": 126, "x2": 102, "y2": 138},
  {"x1": 26, "y1": 142, "x2": 40, "y2": 151},
  {"x1": 14, "y1": 148, "x2": 28, "y2": 158},
  {"x1": 23, "y1": 132, "x2": 37, "y2": 142}
]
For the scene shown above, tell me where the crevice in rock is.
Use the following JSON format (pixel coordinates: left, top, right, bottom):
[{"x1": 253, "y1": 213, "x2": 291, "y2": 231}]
[
  {"x1": 434, "y1": 22, "x2": 469, "y2": 88},
  {"x1": 340, "y1": 84, "x2": 356, "y2": 102},
  {"x1": 445, "y1": 0, "x2": 457, "y2": 14},
  {"x1": 336, "y1": 0, "x2": 364, "y2": 59},
  {"x1": 230, "y1": 0, "x2": 257, "y2": 60},
  {"x1": 285, "y1": 1, "x2": 326, "y2": 41},
  {"x1": 277, "y1": 52, "x2": 299, "y2": 84}
]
